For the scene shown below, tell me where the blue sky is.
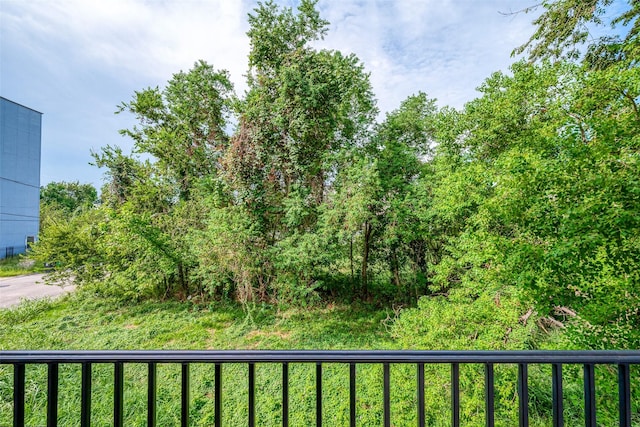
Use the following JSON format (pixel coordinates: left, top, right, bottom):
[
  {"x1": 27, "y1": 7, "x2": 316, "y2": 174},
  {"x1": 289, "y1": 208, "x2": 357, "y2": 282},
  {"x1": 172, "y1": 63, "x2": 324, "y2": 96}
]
[{"x1": 1, "y1": 0, "x2": 551, "y2": 190}]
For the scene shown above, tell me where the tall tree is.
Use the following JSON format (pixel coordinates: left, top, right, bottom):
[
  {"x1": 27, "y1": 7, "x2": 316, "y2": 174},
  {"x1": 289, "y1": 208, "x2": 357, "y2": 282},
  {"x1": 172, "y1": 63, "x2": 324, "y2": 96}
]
[
  {"x1": 117, "y1": 61, "x2": 234, "y2": 200},
  {"x1": 215, "y1": 0, "x2": 376, "y2": 300},
  {"x1": 40, "y1": 181, "x2": 97, "y2": 215},
  {"x1": 373, "y1": 93, "x2": 436, "y2": 294}
]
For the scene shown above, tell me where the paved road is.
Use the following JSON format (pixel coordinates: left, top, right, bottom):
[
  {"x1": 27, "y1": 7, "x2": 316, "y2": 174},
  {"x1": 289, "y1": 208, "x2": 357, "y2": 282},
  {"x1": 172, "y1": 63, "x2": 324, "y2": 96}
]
[{"x1": 0, "y1": 274, "x2": 76, "y2": 308}]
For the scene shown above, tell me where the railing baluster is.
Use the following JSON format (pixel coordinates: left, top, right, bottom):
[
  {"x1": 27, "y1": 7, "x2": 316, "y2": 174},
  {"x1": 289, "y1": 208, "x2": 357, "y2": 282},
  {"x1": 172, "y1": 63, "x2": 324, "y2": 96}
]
[
  {"x1": 282, "y1": 362, "x2": 289, "y2": 427},
  {"x1": 383, "y1": 363, "x2": 390, "y2": 427},
  {"x1": 349, "y1": 363, "x2": 356, "y2": 427},
  {"x1": 182, "y1": 363, "x2": 190, "y2": 427},
  {"x1": 47, "y1": 363, "x2": 59, "y2": 427},
  {"x1": 583, "y1": 363, "x2": 596, "y2": 427},
  {"x1": 148, "y1": 362, "x2": 156, "y2": 427},
  {"x1": 485, "y1": 363, "x2": 494, "y2": 427},
  {"x1": 114, "y1": 362, "x2": 124, "y2": 427},
  {"x1": 552, "y1": 363, "x2": 563, "y2": 427},
  {"x1": 451, "y1": 363, "x2": 460, "y2": 427},
  {"x1": 13, "y1": 363, "x2": 25, "y2": 427},
  {"x1": 417, "y1": 362, "x2": 425, "y2": 427},
  {"x1": 618, "y1": 363, "x2": 631, "y2": 427},
  {"x1": 215, "y1": 363, "x2": 221, "y2": 427},
  {"x1": 249, "y1": 362, "x2": 255, "y2": 427},
  {"x1": 81, "y1": 362, "x2": 92, "y2": 427},
  {"x1": 316, "y1": 362, "x2": 322, "y2": 427},
  {"x1": 518, "y1": 363, "x2": 529, "y2": 427}
]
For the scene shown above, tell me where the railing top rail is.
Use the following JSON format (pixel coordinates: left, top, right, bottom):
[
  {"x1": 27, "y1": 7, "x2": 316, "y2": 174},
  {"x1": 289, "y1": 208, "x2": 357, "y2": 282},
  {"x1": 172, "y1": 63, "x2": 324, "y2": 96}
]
[{"x1": 2, "y1": 350, "x2": 640, "y2": 364}]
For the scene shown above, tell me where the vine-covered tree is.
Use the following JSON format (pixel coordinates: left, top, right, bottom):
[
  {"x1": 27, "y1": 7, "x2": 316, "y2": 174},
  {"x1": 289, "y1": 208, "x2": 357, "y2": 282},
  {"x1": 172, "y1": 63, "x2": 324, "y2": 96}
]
[{"x1": 208, "y1": 0, "x2": 377, "y2": 300}]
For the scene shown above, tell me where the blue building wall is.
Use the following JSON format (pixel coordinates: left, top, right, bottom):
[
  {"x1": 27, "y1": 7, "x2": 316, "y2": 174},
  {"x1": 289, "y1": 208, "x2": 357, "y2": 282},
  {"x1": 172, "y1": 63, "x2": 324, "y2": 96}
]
[{"x1": 0, "y1": 97, "x2": 42, "y2": 259}]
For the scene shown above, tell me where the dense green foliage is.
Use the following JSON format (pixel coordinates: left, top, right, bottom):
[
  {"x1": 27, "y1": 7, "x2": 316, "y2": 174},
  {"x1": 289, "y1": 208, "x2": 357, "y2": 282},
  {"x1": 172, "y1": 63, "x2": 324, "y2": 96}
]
[
  {"x1": 39, "y1": 181, "x2": 98, "y2": 239},
  {"x1": 32, "y1": 0, "x2": 640, "y2": 350},
  {"x1": 40, "y1": 181, "x2": 97, "y2": 216}
]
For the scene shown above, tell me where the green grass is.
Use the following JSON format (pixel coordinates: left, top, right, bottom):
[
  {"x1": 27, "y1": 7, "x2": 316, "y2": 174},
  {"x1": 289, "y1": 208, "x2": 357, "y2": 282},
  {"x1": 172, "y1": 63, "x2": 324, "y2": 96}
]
[
  {"x1": 0, "y1": 256, "x2": 43, "y2": 277},
  {"x1": 0, "y1": 294, "x2": 393, "y2": 351},
  {"x1": 0, "y1": 292, "x2": 400, "y2": 426},
  {"x1": 1, "y1": 292, "x2": 638, "y2": 426}
]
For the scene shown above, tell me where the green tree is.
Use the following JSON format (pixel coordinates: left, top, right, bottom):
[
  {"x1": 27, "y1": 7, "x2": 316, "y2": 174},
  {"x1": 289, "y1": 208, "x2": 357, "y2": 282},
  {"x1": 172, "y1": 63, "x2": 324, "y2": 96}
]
[
  {"x1": 216, "y1": 0, "x2": 376, "y2": 301},
  {"x1": 32, "y1": 207, "x2": 107, "y2": 286},
  {"x1": 372, "y1": 93, "x2": 437, "y2": 297},
  {"x1": 117, "y1": 60, "x2": 234, "y2": 200},
  {"x1": 422, "y1": 57, "x2": 640, "y2": 347},
  {"x1": 39, "y1": 181, "x2": 98, "y2": 235},
  {"x1": 47, "y1": 62, "x2": 237, "y2": 300},
  {"x1": 91, "y1": 145, "x2": 144, "y2": 207},
  {"x1": 515, "y1": 0, "x2": 639, "y2": 63},
  {"x1": 324, "y1": 153, "x2": 381, "y2": 297},
  {"x1": 40, "y1": 181, "x2": 97, "y2": 214}
]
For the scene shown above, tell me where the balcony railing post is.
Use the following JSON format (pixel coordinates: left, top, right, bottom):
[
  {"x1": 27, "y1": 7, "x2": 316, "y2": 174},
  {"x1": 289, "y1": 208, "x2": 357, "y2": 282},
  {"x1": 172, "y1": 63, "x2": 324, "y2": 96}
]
[
  {"x1": 417, "y1": 362, "x2": 425, "y2": 427},
  {"x1": 552, "y1": 363, "x2": 563, "y2": 427},
  {"x1": 148, "y1": 362, "x2": 156, "y2": 427},
  {"x1": 13, "y1": 363, "x2": 25, "y2": 427},
  {"x1": 518, "y1": 363, "x2": 529, "y2": 427},
  {"x1": 248, "y1": 362, "x2": 255, "y2": 427},
  {"x1": 383, "y1": 363, "x2": 391, "y2": 427},
  {"x1": 81, "y1": 362, "x2": 92, "y2": 427},
  {"x1": 282, "y1": 362, "x2": 289, "y2": 427},
  {"x1": 214, "y1": 363, "x2": 221, "y2": 427},
  {"x1": 47, "y1": 363, "x2": 59, "y2": 427},
  {"x1": 316, "y1": 362, "x2": 322, "y2": 427},
  {"x1": 181, "y1": 363, "x2": 190, "y2": 427},
  {"x1": 349, "y1": 362, "x2": 356, "y2": 427},
  {"x1": 583, "y1": 363, "x2": 596, "y2": 427},
  {"x1": 485, "y1": 363, "x2": 494, "y2": 427},
  {"x1": 114, "y1": 362, "x2": 124, "y2": 427},
  {"x1": 618, "y1": 363, "x2": 631, "y2": 427},
  {"x1": 451, "y1": 363, "x2": 460, "y2": 427}
]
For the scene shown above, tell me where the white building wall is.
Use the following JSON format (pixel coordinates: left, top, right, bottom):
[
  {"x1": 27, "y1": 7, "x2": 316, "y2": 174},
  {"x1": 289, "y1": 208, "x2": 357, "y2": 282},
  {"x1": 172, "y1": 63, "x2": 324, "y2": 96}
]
[{"x1": 0, "y1": 97, "x2": 42, "y2": 259}]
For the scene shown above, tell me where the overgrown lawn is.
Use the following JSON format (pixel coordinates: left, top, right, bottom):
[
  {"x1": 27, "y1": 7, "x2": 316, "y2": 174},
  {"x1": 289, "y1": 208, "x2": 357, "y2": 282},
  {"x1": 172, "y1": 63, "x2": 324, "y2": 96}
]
[
  {"x1": 1, "y1": 293, "x2": 636, "y2": 426},
  {"x1": 0, "y1": 292, "x2": 399, "y2": 425}
]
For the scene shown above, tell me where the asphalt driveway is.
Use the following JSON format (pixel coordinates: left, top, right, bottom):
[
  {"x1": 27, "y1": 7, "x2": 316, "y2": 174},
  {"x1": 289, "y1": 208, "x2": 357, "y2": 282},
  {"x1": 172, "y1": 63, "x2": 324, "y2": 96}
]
[{"x1": 0, "y1": 274, "x2": 75, "y2": 308}]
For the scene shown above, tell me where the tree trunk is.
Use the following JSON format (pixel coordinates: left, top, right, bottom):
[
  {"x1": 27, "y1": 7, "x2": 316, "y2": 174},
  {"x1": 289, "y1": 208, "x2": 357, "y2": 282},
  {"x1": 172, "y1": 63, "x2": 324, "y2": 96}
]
[
  {"x1": 361, "y1": 221, "x2": 371, "y2": 297},
  {"x1": 391, "y1": 249, "x2": 401, "y2": 289},
  {"x1": 177, "y1": 263, "x2": 189, "y2": 296},
  {"x1": 350, "y1": 236, "x2": 354, "y2": 284}
]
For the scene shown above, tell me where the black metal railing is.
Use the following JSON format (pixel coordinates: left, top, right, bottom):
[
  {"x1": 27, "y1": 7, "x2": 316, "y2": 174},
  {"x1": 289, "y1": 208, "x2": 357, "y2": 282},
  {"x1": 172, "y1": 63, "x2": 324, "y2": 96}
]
[
  {"x1": 1, "y1": 350, "x2": 638, "y2": 427},
  {"x1": 4, "y1": 246, "x2": 15, "y2": 259}
]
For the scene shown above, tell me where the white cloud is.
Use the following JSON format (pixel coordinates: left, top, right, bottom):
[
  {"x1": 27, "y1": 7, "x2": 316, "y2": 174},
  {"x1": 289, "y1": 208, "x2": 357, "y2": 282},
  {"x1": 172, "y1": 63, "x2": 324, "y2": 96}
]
[
  {"x1": 2, "y1": 0, "x2": 251, "y2": 88},
  {"x1": 316, "y1": 0, "x2": 540, "y2": 112},
  {"x1": 1, "y1": 0, "x2": 544, "y2": 187},
  {"x1": 2, "y1": 0, "x2": 539, "y2": 109}
]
